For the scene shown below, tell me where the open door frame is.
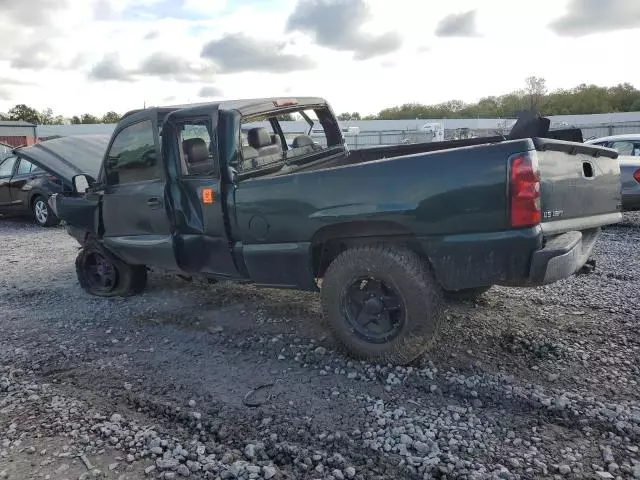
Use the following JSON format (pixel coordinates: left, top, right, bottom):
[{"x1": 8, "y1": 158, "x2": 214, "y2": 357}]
[{"x1": 161, "y1": 105, "x2": 241, "y2": 278}]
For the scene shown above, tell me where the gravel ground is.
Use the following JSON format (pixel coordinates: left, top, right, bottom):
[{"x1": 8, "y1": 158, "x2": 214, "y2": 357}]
[{"x1": 1, "y1": 214, "x2": 640, "y2": 480}]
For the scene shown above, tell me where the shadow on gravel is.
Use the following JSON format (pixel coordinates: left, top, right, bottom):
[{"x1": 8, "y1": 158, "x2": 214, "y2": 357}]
[
  {"x1": 199, "y1": 282, "x2": 322, "y2": 318},
  {"x1": 612, "y1": 212, "x2": 640, "y2": 228},
  {"x1": 0, "y1": 216, "x2": 69, "y2": 228}
]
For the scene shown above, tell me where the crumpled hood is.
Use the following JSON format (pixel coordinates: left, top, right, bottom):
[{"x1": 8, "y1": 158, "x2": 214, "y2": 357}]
[{"x1": 14, "y1": 134, "x2": 110, "y2": 185}]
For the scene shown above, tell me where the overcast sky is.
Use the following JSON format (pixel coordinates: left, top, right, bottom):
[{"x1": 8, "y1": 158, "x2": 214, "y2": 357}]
[{"x1": 1, "y1": 0, "x2": 639, "y2": 117}]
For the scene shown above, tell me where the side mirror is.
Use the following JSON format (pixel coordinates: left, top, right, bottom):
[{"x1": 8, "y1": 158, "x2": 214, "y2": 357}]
[{"x1": 72, "y1": 174, "x2": 96, "y2": 194}]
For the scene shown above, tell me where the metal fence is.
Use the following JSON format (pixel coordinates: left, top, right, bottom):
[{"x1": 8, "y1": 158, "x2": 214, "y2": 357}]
[
  {"x1": 578, "y1": 122, "x2": 640, "y2": 140},
  {"x1": 308, "y1": 129, "x2": 501, "y2": 148},
  {"x1": 303, "y1": 121, "x2": 640, "y2": 149}
]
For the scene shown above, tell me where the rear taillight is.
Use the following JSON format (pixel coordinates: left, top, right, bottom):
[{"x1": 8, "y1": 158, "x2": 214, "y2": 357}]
[
  {"x1": 634, "y1": 168, "x2": 640, "y2": 184},
  {"x1": 509, "y1": 152, "x2": 541, "y2": 228}
]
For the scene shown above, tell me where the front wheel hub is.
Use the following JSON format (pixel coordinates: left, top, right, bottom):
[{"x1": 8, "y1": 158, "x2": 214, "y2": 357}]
[
  {"x1": 34, "y1": 200, "x2": 48, "y2": 224},
  {"x1": 83, "y1": 251, "x2": 117, "y2": 293}
]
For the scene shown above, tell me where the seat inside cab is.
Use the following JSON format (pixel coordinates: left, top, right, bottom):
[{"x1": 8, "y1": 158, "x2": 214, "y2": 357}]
[
  {"x1": 182, "y1": 137, "x2": 213, "y2": 175},
  {"x1": 247, "y1": 127, "x2": 282, "y2": 157}
]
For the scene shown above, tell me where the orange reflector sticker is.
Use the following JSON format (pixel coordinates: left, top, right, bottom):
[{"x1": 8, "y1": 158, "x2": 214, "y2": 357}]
[{"x1": 202, "y1": 188, "x2": 214, "y2": 204}]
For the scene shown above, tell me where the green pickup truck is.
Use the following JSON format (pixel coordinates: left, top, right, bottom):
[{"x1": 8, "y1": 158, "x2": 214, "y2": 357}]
[{"x1": 29, "y1": 97, "x2": 622, "y2": 365}]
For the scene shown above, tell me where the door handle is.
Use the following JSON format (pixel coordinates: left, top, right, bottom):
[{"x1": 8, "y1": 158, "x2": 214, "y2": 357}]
[{"x1": 146, "y1": 197, "x2": 162, "y2": 208}]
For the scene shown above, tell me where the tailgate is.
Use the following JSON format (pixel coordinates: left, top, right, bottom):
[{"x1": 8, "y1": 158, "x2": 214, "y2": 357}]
[{"x1": 533, "y1": 138, "x2": 622, "y2": 233}]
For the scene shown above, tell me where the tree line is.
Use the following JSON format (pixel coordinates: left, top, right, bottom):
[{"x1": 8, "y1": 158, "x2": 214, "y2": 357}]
[
  {"x1": 2, "y1": 78, "x2": 640, "y2": 125},
  {"x1": 337, "y1": 77, "x2": 640, "y2": 121},
  {"x1": 0, "y1": 104, "x2": 121, "y2": 125}
]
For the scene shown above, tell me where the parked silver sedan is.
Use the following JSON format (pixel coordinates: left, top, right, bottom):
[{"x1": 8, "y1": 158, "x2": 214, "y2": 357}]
[{"x1": 585, "y1": 134, "x2": 640, "y2": 211}]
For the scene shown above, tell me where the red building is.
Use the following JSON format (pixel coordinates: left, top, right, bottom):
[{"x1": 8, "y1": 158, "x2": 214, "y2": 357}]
[{"x1": 0, "y1": 120, "x2": 37, "y2": 148}]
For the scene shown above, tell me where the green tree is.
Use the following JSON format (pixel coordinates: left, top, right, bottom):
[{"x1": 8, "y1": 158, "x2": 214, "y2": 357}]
[
  {"x1": 39, "y1": 108, "x2": 54, "y2": 124},
  {"x1": 101, "y1": 111, "x2": 121, "y2": 123},
  {"x1": 372, "y1": 78, "x2": 640, "y2": 119},
  {"x1": 607, "y1": 83, "x2": 640, "y2": 112},
  {"x1": 70, "y1": 115, "x2": 81, "y2": 124},
  {"x1": 499, "y1": 92, "x2": 527, "y2": 117},
  {"x1": 38, "y1": 108, "x2": 65, "y2": 125},
  {"x1": 80, "y1": 114, "x2": 99, "y2": 124},
  {"x1": 7, "y1": 104, "x2": 40, "y2": 124},
  {"x1": 524, "y1": 76, "x2": 547, "y2": 110},
  {"x1": 337, "y1": 112, "x2": 362, "y2": 121}
]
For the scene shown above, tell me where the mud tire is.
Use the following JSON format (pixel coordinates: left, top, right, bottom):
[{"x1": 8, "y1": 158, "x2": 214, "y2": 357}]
[{"x1": 320, "y1": 245, "x2": 444, "y2": 365}]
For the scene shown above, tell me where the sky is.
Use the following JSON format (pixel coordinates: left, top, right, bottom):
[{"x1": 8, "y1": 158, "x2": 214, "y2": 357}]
[{"x1": 0, "y1": 0, "x2": 639, "y2": 118}]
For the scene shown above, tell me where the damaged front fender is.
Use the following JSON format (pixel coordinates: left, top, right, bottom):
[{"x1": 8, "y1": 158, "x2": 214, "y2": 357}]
[{"x1": 49, "y1": 191, "x2": 102, "y2": 241}]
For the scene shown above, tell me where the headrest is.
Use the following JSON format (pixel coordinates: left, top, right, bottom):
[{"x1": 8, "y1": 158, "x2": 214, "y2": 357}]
[
  {"x1": 292, "y1": 135, "x2": 315, "y2": 148},
  {"x1": 271, "y1": 134, "x2": 282, "y2": 147},
  {"x1": 247, "y1": 128, "x2": 273, "y2": 149},
  {"x1": 182, "y1": 137, "x2": 209, "y2": 164}
]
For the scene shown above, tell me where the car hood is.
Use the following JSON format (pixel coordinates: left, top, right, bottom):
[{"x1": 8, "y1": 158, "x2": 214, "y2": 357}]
[{"x1": 14, "y1": 134, "x2": 110, "y2": 185}]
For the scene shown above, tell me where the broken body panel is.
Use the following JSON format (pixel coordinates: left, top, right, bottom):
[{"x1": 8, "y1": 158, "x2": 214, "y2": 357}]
[{"x1": 15, "y1": 135, "x2": 109, "y2": 186}]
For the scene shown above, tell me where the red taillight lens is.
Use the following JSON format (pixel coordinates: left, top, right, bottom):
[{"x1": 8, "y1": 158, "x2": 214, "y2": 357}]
[
  {"x1": 509, "y1": 153, "x2": 541, "y2": 228},
  {"x1": 633, "y1": 168, "x2": 640, "y2": 183}
]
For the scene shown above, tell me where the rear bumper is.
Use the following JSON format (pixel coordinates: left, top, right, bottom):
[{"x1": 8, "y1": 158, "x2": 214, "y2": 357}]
[
  {"x1": 622, "y1": 192, "x2": 640, "y2": 211},
  {"x1": 421, "y1": 224, "x2": 606, "y2": 290},
  {"x1": 528, "y1": 229, "x2": 599, "y2": 285}
]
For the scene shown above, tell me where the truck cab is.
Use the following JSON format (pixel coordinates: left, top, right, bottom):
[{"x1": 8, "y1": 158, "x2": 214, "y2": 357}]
[{"x1": 50, "y1": 97, "x2": 346, "y2": 284}]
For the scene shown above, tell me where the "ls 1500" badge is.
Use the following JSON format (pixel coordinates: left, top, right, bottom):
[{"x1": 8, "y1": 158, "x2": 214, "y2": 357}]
[{"x1": 543, "y1": 210, "x2": 564, "y2": 219}]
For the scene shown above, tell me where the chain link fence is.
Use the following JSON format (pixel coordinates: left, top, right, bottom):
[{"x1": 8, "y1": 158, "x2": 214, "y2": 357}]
[
  {"x1": 579, "y1": 122, "x2": 640, "y2": 140},
  {"x1": 304, "y1": 122, "x2": 640, "y2": 149}
]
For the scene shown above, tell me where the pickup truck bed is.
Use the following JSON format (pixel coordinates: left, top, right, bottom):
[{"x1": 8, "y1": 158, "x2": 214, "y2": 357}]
[{"x1": 234, "y1": 136, "x2": 619, "y2": 292}]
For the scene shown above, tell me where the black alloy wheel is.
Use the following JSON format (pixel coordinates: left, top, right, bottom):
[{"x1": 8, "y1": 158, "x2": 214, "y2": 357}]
[
  {"x1": 81, "y1": 250, "x2": 118, "y2": 294},
  {"x1": 320, "y1": 245, "x2": 444, "y2": 365},
  {"x1": 342, "y1": 277, "x2": 405, "y2": 344},
  {"x1": 75, "y1": 239, "x2": 148, "y2": 297}
]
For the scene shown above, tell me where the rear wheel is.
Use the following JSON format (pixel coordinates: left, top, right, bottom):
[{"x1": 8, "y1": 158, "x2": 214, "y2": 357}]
[
  {"x1": 32, "y1": 195, "x2": 59, "y2": 227},
  {"x1": 75, "y1": 241, "x2": 147, "y2": 297},
  {"x1": 444, "y1": 286, "x2": 492, "y2": 301},
  {"x1": 320, "y1": 245, "x2": 444, "y2": 365}
]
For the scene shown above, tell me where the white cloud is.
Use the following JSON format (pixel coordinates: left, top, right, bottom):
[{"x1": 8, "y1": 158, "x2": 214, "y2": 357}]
[
  {"x1": 183, "y1": 0, "x2": 226, "y2": 15},
  {"x1": 0, "y1": 0, "x2": 638, "y2": 118}
]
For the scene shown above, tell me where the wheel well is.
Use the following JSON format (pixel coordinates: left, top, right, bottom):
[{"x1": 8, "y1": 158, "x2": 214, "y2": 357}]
[
  {"x1": 310, "y1": 221, "x2": 429, "y2": 278},
  {"x1": 29, "y1": 192, "x2": 45, "y2": 209}
]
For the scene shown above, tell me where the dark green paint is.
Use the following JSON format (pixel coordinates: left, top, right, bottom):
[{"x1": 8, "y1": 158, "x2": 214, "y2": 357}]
[{"x1": 51, "y1": 98, "x2": 622, "y2": 293}]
